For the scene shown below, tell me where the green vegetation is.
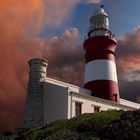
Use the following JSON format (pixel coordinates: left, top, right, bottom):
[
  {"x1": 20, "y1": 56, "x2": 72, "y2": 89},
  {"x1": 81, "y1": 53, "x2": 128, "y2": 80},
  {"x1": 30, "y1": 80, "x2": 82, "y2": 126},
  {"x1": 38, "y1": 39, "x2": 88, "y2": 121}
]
[{"x1": 1, "y1": 109, "x2": 140, "y2": 140}]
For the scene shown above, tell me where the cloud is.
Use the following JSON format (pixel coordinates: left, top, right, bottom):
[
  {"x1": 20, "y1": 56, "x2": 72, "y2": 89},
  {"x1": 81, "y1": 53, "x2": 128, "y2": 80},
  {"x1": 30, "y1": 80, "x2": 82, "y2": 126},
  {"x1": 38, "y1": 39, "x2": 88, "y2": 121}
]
[
  {"x1": 121, "y1": 69, "x2": 140, "y2": 81},
  {"x1": 0, "y1": 0, "x2": 45, "y2": 132},
  {"x1": 0, "y1": 0, "x2": 45, "y2": 35},
  {"x1": 83, "y1": 0, "x2": 102, "y2": 4},
  {"x1": 0, "y1": 0, "x2": 80, "y2": 132},
  {"x1": 0, "y1": 0, "x2": 80, "y2": 34},
  {"x1": 117, "y1": 26, "x2": 140, "y2": 80},
  {"x1": 0, "y1": 15, "x2": 82, "y2": 132},
  {"x1": 116, "y1": 27, "x2": 140, "y2": 101},
  {"x1": 119, "y1": 80, "x2": 140, "y2": 102},
  {"x1": 42, "y1": 28, "x2": 84, "y2": 86},
  {"x1": 45, "y1": 0, "x2": 80, "y2": 27}
]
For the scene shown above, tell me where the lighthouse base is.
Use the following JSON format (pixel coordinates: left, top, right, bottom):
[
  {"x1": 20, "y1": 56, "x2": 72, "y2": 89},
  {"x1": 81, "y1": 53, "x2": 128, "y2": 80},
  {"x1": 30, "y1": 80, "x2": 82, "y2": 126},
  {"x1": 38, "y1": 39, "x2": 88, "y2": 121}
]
[{"x1": 84, "y1": 80, "x2": 120, "y2": 102}]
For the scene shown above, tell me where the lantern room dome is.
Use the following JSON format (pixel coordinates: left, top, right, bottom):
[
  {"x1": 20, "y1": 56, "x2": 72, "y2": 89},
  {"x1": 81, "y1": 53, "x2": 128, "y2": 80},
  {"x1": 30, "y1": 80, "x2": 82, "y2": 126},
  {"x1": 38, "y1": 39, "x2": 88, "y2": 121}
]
[
  {"x1": 89, "y1": 7, "x2": 109, "y2": 30},
  {"x1": 87, "y1": 6, "x2": 112, "y2": 38}
]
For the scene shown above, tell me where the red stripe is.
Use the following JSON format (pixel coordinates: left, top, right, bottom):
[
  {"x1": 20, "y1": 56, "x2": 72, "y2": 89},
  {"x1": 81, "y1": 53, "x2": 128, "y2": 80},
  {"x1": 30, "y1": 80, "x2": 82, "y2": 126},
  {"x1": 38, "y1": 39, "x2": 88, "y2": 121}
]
[
  {"x1": 84, "y1": 80, "x2": 119, "y2": 102},
  {"x1": 84, "y1": 36, "x2": 117, "y2": 63},
  {"x1": 84, "y1": 36, "x2": 117, "y2": 50},
  {"x1": 84, "y1": 50, "x2": 116, "y2": 63}
]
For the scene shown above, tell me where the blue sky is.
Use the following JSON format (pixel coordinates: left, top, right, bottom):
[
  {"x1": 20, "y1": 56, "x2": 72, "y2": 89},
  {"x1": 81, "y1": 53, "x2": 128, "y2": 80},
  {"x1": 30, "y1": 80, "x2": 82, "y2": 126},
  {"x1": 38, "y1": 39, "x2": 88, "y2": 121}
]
[{"x1": 40, "y1": 0, "x2": 140, "y2": 40}]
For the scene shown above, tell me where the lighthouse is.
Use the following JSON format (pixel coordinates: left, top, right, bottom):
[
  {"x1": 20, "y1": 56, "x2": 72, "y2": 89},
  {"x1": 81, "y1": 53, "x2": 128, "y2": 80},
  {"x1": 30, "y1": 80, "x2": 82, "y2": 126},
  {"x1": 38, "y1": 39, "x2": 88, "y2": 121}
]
[{"x1": 83, "y1": 6, "x2": 120, "y2": 102}]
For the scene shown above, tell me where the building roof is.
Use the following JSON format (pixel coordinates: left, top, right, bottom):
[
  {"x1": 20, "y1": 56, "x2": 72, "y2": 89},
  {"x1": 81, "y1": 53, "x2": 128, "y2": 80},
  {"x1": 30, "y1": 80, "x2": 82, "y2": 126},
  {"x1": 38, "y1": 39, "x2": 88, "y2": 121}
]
[{"x1": 44, "y1": 77, "x2": 140, "y2": 110}]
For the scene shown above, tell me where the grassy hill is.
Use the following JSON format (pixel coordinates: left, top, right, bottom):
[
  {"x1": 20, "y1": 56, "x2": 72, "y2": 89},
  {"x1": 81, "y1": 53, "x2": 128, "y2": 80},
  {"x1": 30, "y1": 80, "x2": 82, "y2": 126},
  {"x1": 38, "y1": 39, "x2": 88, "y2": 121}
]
[{"x1": 1, "y1": 109, "x2": 140, "y2": 140}]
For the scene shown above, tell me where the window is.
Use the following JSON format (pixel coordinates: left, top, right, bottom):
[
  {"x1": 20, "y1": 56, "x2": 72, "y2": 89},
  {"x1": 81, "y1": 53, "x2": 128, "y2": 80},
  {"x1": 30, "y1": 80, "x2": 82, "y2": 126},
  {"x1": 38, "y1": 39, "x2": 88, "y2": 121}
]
[
  {"x1": 75, "y1": 102, "x2": 82, "y2": 116},
  {"x1": 94, "y1": 106, "x2": 100, "y2": 113}
]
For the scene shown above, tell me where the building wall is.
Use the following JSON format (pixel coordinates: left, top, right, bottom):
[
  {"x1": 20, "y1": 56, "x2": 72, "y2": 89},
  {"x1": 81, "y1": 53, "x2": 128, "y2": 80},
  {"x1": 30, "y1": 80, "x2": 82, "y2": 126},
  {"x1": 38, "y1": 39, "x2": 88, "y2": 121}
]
[
  {"x1": 120, "y1": 98, "x2": 140, "y2": 109},
  {"x1": 43, "y1": 82, "x2": 69, "y2": 124},
  {"x1": 42, "y1": 77, "x2": 140, "y2": 124},
  {"x1": 68, "y1": 92, "x2": 130, "y2": 118}
]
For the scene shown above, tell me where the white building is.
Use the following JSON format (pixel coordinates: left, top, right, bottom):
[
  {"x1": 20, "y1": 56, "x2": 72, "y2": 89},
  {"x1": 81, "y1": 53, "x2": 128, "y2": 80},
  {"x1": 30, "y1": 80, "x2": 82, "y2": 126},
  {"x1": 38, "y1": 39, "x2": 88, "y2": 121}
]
[{"x1": 44, "y1": 76, "x2": 140, "y2": 123}]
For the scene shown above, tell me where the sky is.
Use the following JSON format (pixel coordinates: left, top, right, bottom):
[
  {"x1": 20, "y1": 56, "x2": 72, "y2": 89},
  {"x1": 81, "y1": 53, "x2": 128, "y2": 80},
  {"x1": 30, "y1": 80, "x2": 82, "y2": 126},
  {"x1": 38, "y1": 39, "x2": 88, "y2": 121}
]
[{"x1": 0, "y1": 0, "x2": 140, "y2": 132}]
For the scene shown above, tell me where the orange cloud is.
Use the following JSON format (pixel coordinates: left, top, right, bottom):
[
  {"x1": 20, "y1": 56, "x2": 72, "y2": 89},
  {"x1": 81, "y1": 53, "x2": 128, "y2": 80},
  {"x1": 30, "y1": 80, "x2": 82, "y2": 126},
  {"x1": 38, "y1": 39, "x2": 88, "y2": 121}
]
[
  {"x1": 0, "y1": 0, "x2": 80, "y2": 132},
  {"x1": 45, "y1": 0, "x2": 80, "y2": 27},
  {"x1": 117, "y1": 26, "x2": 140, "y2": 79},
  {"x1": 0, "y1": 0, "x2": 45, "y2": 35},
  {"x1": 0, "y1": 0, "x2": 80, "y2": 34}
]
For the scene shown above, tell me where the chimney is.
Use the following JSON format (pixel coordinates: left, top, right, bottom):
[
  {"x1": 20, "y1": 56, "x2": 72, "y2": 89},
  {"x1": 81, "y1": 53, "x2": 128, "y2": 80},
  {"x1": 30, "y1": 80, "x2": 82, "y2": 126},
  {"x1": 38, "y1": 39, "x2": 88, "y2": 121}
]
[{"x1": 24, "y1": 58, "x2": 48, "y2": 127}]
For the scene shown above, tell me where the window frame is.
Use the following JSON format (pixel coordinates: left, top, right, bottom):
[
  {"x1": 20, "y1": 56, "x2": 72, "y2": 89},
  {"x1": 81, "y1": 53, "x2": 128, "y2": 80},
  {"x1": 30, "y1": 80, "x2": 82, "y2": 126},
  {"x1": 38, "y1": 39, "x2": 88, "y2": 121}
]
[
  {"x1": 75, "y1": 101, "x2": 82, "y2": 117},
  {"x1": 94, "y1": 105, "x2": 101, "y2": 113}
]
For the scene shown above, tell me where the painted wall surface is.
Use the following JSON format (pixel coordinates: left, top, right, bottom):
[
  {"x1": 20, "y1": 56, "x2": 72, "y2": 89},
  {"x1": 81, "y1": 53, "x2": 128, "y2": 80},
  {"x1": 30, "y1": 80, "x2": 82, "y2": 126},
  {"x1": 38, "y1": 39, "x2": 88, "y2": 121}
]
[
  {"x1": 43, "y1": 82, "x2": 68, "y2": 124},
  {"x1": 68, "y1": 93, "x2": 128, "y2": 118},
  {"x1": 68, "y1": 92, "x2": 140, "y2": 118}
]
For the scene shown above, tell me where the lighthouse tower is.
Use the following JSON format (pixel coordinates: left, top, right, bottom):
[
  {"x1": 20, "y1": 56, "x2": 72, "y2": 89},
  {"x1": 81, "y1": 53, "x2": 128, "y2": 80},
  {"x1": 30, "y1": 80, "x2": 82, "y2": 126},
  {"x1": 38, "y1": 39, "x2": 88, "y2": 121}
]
[{"x1": 83, "y1": 6, "x2": 120, "y2": 102}]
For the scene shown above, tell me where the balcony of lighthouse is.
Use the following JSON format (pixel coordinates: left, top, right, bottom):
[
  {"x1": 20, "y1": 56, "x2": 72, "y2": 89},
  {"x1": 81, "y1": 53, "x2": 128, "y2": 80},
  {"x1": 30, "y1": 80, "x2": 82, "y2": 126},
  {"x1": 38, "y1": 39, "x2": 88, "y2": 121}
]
[{"x1": 84, "y1": 28, "x2": 113, "y2": 40}]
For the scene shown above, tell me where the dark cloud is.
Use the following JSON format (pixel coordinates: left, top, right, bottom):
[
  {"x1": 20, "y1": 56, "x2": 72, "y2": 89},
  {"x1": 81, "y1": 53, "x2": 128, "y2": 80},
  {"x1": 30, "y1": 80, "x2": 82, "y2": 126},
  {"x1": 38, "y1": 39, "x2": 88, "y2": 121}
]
[
  {"x1": 116, "y1": 27, "x2": 140, "y2": 101},
  {"x1": 42, "y1": 28, "x2": 84, "y2": 86},
  {"x1": 117, "y1": 27, "x2": 140, "y2": 58},
  {"x1": 119, "y1": 80, "x2": 140, "y2": 102}
]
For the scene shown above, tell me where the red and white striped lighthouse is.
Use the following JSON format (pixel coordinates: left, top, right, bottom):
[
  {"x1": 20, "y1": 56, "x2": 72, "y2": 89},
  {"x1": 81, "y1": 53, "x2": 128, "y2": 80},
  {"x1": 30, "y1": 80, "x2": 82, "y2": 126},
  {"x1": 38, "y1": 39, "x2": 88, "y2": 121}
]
[{"x1": 83, "y1": 6, "x2": 120, "y2": 102}]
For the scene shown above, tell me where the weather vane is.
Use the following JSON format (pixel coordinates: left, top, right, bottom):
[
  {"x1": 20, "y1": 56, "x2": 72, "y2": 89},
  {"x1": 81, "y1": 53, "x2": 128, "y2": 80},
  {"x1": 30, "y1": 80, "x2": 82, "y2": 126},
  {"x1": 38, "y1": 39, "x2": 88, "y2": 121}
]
[{"x1": 100, "y1": 4, "x2": 104, "y2": 8}]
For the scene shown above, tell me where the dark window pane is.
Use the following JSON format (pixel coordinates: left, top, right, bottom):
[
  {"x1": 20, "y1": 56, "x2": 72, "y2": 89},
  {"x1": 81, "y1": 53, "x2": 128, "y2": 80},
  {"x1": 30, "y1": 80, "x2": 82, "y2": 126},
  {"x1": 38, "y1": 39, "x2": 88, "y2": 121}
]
[
  {"x1": 94, "y1": 106, "x2": 100, "y2": 113},
  {"x1": 75, "y1": 102, "x2": 82, "y2": 116}
]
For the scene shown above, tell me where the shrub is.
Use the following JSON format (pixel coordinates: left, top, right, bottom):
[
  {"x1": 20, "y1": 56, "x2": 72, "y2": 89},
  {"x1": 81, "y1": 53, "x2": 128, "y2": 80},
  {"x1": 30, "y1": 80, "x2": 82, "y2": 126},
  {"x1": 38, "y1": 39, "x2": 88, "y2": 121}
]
[
  {"x1": 99, "y1": 109, "x2": 140, "y2": 140},
  {"x1": 44, "y1": 130, "x2": 85, "y2": 140}
]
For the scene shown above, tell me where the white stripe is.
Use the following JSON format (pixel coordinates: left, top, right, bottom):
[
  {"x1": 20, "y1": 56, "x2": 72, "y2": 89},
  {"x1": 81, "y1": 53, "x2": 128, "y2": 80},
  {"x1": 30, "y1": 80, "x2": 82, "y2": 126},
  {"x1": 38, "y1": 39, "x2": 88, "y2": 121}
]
[{"x1": 84, "y1": 60, "x2": 118, "y2": 84}]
